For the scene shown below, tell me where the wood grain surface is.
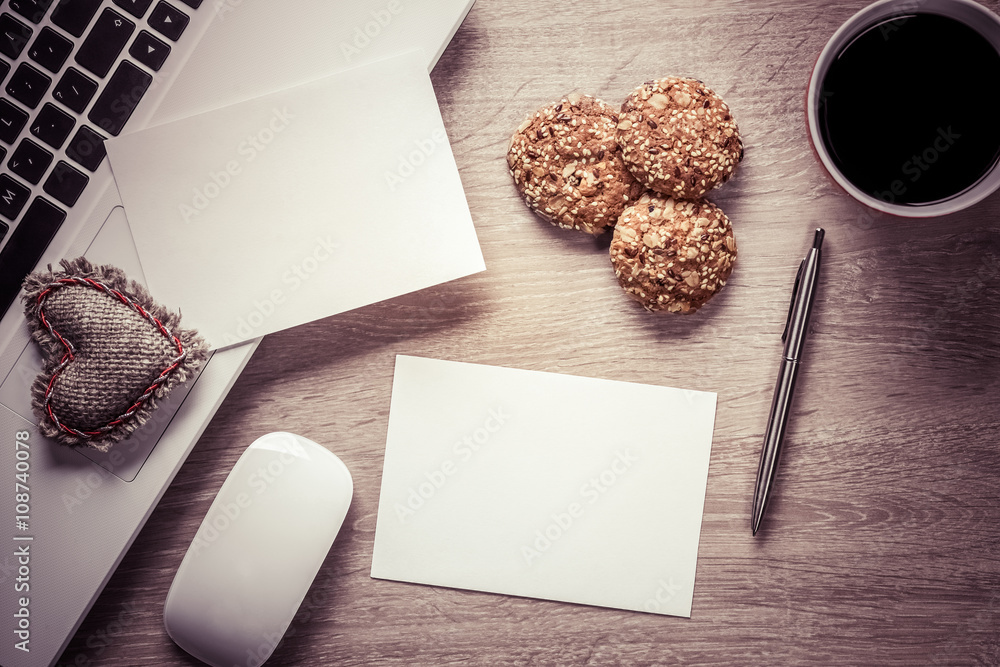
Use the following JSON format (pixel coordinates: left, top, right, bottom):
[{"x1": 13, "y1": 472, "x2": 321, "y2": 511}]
[{"x1": 59, "y1": 1, "x2": 1000, "y2": 665}]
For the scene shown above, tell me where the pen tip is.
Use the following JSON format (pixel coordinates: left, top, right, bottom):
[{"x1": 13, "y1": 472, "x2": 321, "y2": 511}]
[{"x1": 813, "y1": 228, "x2": 825, "y2": 248}]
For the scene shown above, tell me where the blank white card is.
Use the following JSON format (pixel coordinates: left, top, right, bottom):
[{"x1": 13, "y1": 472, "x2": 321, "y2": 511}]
[
  {"x1": 372, "y1": 356, "x2": 718, "y2": 617},
  {"x1": 107, "y1": 52, "x2": 484, "y2": 349}
]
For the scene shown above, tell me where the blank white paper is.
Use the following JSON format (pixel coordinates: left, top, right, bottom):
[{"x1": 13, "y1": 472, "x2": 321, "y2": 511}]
[
  {"x1": 107, "y1": 53, "x2": 485, "y2": 349},
  {"x1": 372, "y1": 355, "x2": 718, "y2": 617}
]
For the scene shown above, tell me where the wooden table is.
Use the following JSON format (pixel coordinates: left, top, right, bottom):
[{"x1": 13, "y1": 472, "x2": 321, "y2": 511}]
[{"x1": 61, "y1": 1, "x2": 1000, "y2": 664}]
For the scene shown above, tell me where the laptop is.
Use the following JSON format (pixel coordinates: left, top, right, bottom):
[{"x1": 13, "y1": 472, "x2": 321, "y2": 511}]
[{"x1": 0, "y1": 2, "x2": 475, "y2": 665}]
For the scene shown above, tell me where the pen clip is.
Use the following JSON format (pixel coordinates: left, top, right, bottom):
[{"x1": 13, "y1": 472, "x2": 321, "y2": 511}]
[{"x1": 781, "y1": 259, "x2": 804, "y2": 343}]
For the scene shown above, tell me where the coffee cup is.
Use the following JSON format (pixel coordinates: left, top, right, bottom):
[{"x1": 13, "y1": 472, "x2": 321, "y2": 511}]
[{"x1": 806, "y1": 0, "x2": 1000, "y2": 217}]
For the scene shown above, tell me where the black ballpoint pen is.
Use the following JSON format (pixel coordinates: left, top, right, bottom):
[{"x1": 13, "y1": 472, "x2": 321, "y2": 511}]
[{"x1": 752, "y1": 228, "x2": 825, "y2": 535}]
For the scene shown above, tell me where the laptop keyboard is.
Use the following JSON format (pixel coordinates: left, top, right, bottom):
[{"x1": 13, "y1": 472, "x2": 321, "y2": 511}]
[{"x1": 0, "y1": 0, "x2": 201, "y2": 316}]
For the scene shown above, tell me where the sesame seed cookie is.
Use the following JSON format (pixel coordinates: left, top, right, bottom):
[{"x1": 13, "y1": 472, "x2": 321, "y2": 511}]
[
  {"x1": 507, "y1": 93, "x2": 645, "y2": 235},
  {"x1": 610, "y1": 193, "x2": 737, "y2": 313},
  {"x1": 616, "y1": 77, "x2": 743, "y2": 200}
]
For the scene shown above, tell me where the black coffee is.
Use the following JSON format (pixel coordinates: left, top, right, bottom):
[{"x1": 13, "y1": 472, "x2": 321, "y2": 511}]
[{"x1": 818, "y1": 13, "x2": 1000, "y2": 205}]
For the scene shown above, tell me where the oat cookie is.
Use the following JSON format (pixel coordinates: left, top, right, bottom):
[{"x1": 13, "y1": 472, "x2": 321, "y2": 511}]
[
  {"x1": 610, "y1": 193, "x2": 737, "y2": 313},
  {"x1": 616, "y1": 77, "x2": 742, "y2": 200},
  {"x1": 507, "y1": 93, "x2": 645, "y2": 235}
]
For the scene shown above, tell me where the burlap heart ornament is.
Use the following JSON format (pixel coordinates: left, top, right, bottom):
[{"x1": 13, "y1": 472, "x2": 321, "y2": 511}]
[{"x1": 22, "y1": 258, "x2": 208, "y2": 451}]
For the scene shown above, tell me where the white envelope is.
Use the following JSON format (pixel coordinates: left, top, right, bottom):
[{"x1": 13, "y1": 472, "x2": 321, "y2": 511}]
[
  {"x1": 106, "y1": 52, "x2": 485, "y2": 349},
  {"x1": 372, "y1": 356, "x2": 718, "y2": 617}
]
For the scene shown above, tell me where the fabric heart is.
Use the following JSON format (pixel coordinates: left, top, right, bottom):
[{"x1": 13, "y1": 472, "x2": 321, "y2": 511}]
[{"x1": 22, "y1": 258, "x2": 208, "y2": 451}]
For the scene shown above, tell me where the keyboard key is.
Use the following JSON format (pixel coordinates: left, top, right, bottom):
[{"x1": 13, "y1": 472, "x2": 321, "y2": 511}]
[
  {"x1": 50, "y1": 0, "x2": 102, "y2": 38},
  {"x1": 65, "y1": 124, "x2": 105, "y2": 171},
  {"x1": 8, "y1": 1, "x2": 50, "y2": 25},
  {"x1": 53, "y1": 67, "x2": 98, "y2": 114},
  {"x1": 0, "y1": 196, "x2": 65, "y2": 315},
  {"x1": 0, "y1": 99, "x2": 27, "y2": 144},
  {"x1": 30, "y1": 102, "x2": 74, "y2": 149},
  {"x1": 88, "y1": 61, "x2": 150, "y2": 136},
  {"x1": 43, "y1": 159, "x2": 88, "y2": 206},
  {"x1": 6, "y1": 62, "x2": 50, "y2": 109},
  {"x1": 113, "y1": 0, "x2": 154, "y2": 19},
  {"x1": 0, "y1": 146, "x2": 7, "y2": 163},
  {"x1": 129, "y1": 30, "x2": 170, "y2": 71},
  {"x1": 29, "y1": 26, "x2": 72, "y2": 73},
  {"x1": 0, "y1": 59, "x2": 9, "y2": 85},
  {"x1": 9, "y1": 0, "x2": 55, "y2": 25},
  {"x1": 0, "y1": 219, "x2": 6, "y2": 242},
  {"x1": 9, "y1": 138, "x2": 53, "y2": 184},
  {"x1": 176, "y1": 0, "x2": 202, "y2": 7},
  {"x1": 0, "y1": 13, "x2": 33, "y2": 59},
  {"x1": 0, "y1": 173, "x2": 30, "y2": 220},
  {"x1": 148, "y1": 2, "x2": 188, "y2": 41},
  {"x1": 75, "y1": 9, "x2": 135, "y2": 78}
]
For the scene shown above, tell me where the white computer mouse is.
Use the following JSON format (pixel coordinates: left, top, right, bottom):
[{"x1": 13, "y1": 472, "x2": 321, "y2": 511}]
[{"x1": 164, "y1": 432, "x2": 353, "y2": 667}]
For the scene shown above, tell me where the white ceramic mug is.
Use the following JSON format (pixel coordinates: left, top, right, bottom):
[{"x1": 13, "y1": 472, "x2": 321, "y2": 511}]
[{"x1": 806, "y1": 0, "x2": 1000, "y2": 217}]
